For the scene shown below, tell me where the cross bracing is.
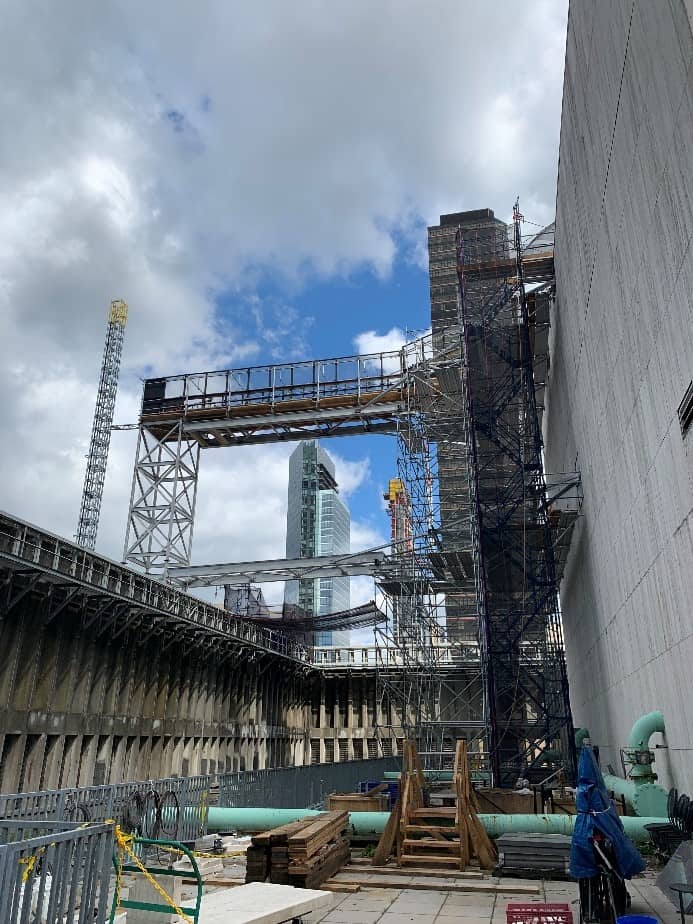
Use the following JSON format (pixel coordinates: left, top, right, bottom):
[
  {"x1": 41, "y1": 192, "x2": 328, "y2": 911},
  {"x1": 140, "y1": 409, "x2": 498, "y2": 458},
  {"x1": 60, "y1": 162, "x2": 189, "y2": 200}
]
[
  {"x1": 76, "y1": 300, "x2": 128, "y2": 550},
  {"x1": 121, "y1": 219, "x2": 580, "y2": 784}
]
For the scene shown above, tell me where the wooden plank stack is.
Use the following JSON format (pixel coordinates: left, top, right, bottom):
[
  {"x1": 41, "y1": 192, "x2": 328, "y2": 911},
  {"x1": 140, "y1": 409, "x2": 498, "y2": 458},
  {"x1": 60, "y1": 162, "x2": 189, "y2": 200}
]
[{"x1": 246, "y1": 812, "x2": 350, "y2": 889}]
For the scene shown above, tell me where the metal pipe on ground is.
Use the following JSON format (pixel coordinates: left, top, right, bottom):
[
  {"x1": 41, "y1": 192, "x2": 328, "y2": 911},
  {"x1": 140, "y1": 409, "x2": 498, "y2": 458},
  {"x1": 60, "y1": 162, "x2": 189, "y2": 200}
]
[{"x1": 204, "y1": 807, "x2": 662, "y2": 843}]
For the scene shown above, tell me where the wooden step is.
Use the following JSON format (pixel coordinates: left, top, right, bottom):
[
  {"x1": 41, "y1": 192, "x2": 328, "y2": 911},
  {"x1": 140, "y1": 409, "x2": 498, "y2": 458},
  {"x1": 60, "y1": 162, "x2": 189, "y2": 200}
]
[
  {"x1": 400, "y1": 854, "x2": 462, "y2": 867},
  {"x1": 410, "y1": 807, "x2": 456, "y2": 817},
  {"x1": 404, "y1": 825, "x2": 457, "y2": 835},
  {"x1": 402, "y1": 839, "x2": 460, "y2": 852}
]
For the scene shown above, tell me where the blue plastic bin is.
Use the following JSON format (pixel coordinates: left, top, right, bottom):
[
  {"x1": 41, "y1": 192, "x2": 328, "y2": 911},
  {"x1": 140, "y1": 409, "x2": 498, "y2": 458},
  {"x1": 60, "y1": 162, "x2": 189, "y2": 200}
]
[{"x1": 615, "y1": 916, "x2": 659, "y2": 924}]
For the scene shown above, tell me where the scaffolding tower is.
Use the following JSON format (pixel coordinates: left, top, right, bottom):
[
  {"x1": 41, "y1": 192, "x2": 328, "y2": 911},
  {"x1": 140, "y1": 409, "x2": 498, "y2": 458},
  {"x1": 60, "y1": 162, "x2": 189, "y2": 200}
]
[
  {"x1": 76, "y1": 299, "x2": 129, "y2": 550},
  {"x1": 120, "y1": 216, "x2": 579, "y2": 783},
  {"x1": 455, "y1": 203, "x2": 575, "y2": 784},
  {"x1": 373, "y1": 337, "x2": 487, "y2": 774}
]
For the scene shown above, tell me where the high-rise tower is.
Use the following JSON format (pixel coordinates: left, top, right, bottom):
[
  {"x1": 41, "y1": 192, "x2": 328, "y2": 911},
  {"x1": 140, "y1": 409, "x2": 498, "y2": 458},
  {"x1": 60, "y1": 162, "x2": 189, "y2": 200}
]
[{"x1": 284, "y1": 441, "x2": 350, "y2": 646}]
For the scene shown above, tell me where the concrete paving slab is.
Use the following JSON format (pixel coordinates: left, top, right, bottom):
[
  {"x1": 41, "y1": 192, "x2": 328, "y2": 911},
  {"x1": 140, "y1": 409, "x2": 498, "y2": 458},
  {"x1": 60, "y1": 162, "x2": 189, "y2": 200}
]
[
  {"x1": 388, "y1": 894, "x2": 445, "y2": 909},
  {"x1": 199, "y1": 881, "x2": 333, "y2": 924},
  {"x1": 378, "y1": 914, "x2": 437, "y2": 924},
  {"x1": 322, "y1": 911, "x2": 384, "y2": 924},
  {"x1": 442, "y1": 893, "x2": 495, "y2": 904},
  {"x1": 440, "y1": 905, "x2": 496, "y2": 916},
  {"x1": 439, "y1": 904, "x2": 497, "y2": 919}
]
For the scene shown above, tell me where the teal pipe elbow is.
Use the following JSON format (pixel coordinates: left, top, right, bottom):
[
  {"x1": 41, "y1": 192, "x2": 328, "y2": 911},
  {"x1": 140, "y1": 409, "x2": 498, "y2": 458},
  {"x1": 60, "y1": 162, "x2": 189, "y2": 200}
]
[
  {"x1": 205, "y1": 807, "x2": 662, "y2": 843},
  {"x1": 628, "y1": 711, "x2": 665, "y2": 782},
  {"x1": 628, "y1": 711, "x2": 665, "y2": 750}
]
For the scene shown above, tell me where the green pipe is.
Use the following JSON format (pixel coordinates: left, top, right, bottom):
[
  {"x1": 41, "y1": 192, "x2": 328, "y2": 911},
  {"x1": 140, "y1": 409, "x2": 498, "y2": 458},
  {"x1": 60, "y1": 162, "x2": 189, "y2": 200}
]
[
  {"x1": 628, "y1": 711, "x2": 665, "y2": 750},
  {"x1": 602, "y1": 776, "x2": 668, "y2": 818},
  {"x1": 575, "y1": 728, "x2": 591, "y2": 749},
  {"x1": 382, "y1": 770, "x2": 493, "y2": 783},
  {"x1": 627, "y1": 711, "x2": 665, "y2": 782},
  {"x1": 590, "y1": 711, "x2": 667, "y2": 814},
  {"x1": 205, "y1": 807, "x2": 662, "y2": 843}
]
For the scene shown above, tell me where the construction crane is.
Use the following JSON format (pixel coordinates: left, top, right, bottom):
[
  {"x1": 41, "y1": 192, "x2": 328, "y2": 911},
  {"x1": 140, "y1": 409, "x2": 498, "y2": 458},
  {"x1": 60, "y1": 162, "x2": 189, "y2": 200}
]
[{"x1": 75, "y1": 299, "x2": 129, "y2": 550}]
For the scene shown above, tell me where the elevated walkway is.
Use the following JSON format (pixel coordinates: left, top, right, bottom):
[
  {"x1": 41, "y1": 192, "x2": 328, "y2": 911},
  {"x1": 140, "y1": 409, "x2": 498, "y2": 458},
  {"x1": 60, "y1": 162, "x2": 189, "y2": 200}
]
[{"x1": 138, "y1": 348, "x2": 412, "y2": 448}]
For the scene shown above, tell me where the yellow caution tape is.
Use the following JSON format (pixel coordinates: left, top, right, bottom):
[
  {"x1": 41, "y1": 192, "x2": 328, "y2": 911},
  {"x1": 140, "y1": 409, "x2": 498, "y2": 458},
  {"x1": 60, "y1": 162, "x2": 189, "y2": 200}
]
[
  {"x1": 18, "y1": 822, "x2": 92, "y2": 883},
  {"x1": 19, "y1": 853, "x2": 41, "y2": 883},
  {"x1": 113, "y1": 825, "x2": 194, "y2": 924}
]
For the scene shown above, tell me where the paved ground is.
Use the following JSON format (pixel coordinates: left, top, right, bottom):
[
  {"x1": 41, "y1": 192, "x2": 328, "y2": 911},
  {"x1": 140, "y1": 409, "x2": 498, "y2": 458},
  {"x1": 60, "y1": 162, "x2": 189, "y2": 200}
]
[{"x1": 309, "y1": 873, "x2": 681, "y2": 924}]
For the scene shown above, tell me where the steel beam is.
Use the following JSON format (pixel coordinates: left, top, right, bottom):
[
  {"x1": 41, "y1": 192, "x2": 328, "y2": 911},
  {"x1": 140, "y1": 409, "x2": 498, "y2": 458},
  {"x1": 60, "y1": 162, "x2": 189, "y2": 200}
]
[{"x1": 166, "y1": 551, "x2": 385, "y2": 587}]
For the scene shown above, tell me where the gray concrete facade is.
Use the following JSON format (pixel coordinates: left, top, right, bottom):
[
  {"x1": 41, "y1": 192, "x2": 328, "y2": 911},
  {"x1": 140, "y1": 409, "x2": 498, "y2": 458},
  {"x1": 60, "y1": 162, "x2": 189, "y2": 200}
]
[
  {"x1": 547, "y1": 0, "x2": 693, "y2": 789},
  {"x1": 0, "y1": 589, "x2": 398, "y2": 791}
]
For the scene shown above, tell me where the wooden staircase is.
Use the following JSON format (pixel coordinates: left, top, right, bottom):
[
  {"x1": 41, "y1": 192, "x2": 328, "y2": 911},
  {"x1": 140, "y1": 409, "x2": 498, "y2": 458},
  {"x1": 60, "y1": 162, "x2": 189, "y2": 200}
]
[
  {"x1": 389, "y1": 739, "x2": 497, "y2": 872},
  {"x1": 401, "y1": 807, "x2": 462, "y2": 867}
]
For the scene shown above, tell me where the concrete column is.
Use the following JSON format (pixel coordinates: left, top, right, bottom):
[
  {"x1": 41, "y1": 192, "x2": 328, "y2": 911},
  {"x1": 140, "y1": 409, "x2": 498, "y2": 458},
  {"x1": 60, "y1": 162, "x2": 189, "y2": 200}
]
[{"x1": 86, "y1": 643, "x2": 109, "y2": 716}]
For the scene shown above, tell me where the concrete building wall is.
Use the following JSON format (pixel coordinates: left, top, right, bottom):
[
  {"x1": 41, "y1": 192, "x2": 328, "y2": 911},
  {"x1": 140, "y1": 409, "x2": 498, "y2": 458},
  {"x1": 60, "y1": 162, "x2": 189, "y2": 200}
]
[
  {"x1": 547, "y1": 0, "x2": 693, "y2": 789},
  {"x1": 0, "y1": 592, "x2": 400, "y2": 793}
]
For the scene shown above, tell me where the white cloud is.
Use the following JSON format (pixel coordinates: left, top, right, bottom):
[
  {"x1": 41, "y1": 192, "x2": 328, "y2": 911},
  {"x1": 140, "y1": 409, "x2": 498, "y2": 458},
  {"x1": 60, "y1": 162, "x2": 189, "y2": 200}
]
[
  {"x1": 350, "y1": 520, "x2": 389, "y2": 554},
  {"x1": 354, "y1": 327, "x2": 407, "y2": 357},
  {"x1": 0, "y1": 0, "x2": 568, "y2": 590},
  {"x1": 330, "y1": 453, "x2": 371, "y2": 500}
]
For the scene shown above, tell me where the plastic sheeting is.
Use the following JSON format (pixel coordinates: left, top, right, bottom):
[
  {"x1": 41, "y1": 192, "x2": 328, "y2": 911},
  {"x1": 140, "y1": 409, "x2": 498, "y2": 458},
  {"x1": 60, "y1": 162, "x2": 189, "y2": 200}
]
[
  {"x1": 657, "y1": 840, "x2": 693, "y2": 913},
  {"x1": 569, "y1": 746, "x2": 646, "y2": 879}
]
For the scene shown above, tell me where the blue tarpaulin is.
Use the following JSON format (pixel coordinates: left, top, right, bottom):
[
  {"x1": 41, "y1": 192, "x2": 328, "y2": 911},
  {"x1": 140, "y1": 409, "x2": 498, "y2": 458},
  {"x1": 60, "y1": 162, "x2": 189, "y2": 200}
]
[{"x1": 570, "y1": 745, "x2": 646, "y2": 879}]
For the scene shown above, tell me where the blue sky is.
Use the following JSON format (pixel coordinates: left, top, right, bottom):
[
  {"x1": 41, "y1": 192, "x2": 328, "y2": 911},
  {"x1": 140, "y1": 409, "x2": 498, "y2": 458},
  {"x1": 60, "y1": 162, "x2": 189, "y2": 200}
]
[
  {"x1": 228, "y1": 249, "x2": 432, "y2": 548},
  {"x1": 0, "y1": 0, "x2": 569, "y2": 632}
]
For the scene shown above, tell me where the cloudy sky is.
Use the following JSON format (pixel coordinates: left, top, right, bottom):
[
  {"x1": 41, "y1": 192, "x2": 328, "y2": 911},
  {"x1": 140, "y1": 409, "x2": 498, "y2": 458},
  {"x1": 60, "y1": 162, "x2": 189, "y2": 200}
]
[{"x1": 0, "y1": 1, "x2": 568, "y2": 628}]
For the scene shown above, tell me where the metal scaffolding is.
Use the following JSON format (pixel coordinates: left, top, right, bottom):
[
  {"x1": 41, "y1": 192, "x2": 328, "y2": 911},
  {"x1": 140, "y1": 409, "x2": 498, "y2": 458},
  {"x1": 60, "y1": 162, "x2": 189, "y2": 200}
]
[
  {"x1": 455, "y1": 202, "x2": 576, "y2": 784},
  {"x1": 120, "y1": 209, "x2": 580, "y2": 783},
  {"x1": 76, "y1": 299, "x2": 128, "y2": 550},
  {"x1": 372, "y1": 337, "x2": 487, "y2": 773},
  {"x1": 123, "y1": 421, "x2": 200, "y2": 571}
]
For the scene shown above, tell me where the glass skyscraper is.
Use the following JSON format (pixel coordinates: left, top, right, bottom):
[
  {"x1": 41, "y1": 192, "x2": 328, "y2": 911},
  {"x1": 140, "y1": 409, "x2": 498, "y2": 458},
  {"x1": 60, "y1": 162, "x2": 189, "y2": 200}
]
[{"x1": 284, "y1": 441, "x2": 350, "y2": 646}]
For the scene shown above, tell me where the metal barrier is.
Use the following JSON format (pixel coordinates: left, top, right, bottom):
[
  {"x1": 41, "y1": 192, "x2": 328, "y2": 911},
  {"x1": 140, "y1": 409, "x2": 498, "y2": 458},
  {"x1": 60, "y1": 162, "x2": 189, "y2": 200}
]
[
  {"x1": 0, "y1": 758, "x2": 400, "y2": 840},
  {"x1": 0, "y1": 775, "x2": 209, "y2": 843},
  {"x1": 216, "y1": 758, "x2": 400, "y2": 809},
  {"x1": 0, "y1": 820, "x2": 114, "y2": 924}
]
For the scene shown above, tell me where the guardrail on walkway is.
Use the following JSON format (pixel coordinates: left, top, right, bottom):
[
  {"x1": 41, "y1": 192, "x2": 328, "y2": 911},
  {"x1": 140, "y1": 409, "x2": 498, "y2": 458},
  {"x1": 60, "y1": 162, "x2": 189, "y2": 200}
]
[
  {"x1": 0, "y1": 758, "x2": 401, "y2": 834},
  {"x1": 0, "y1": 820, "x2": 114, "y2": 924},
  {"x1": 216, "y1": 757, "x2": 399, "y2": 808},
  {"x1": 0, "y1": 775, "x2": 209, "y2": 843}
]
